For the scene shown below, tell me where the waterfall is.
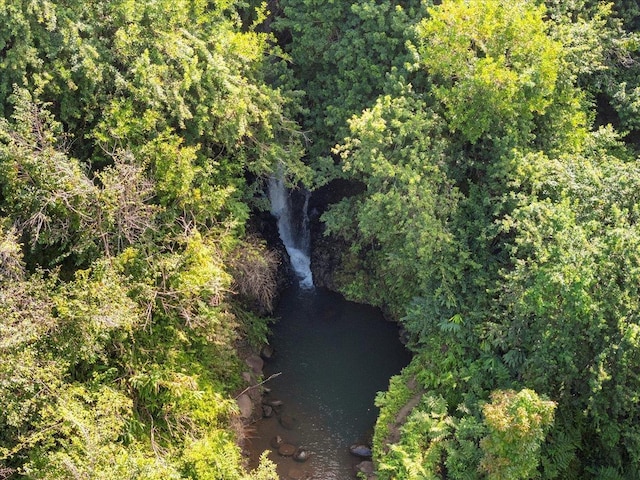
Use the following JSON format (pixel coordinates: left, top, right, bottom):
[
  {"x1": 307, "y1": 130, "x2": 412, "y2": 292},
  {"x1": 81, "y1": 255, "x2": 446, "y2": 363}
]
[{"x1": 268, "y1": 176, "x2": 314, "y2": 289}]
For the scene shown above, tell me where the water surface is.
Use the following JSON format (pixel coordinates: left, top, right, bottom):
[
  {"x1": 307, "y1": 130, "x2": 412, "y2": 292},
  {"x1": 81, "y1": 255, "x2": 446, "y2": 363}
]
[{"x1": 248, "y1": 286, "x2": 411, "y2": 479}]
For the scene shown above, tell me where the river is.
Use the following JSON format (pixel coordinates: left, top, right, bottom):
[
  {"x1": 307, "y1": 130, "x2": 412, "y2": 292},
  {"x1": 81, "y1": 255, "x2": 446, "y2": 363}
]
[{"x1": 247, "y1": 285, "x2": 411, "y2": 479}]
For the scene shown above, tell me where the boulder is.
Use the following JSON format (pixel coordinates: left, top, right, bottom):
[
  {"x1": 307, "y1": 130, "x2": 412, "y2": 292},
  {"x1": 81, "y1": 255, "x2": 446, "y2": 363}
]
[
  {"x1": 349, "y1": 444, "x2": 372, "y2": 458},
  {"x1": 293, "y1": 447, "x2": 310, "y2": 462},
  {"x1": 287, "y1": 466, "x2": 307, "y2": 480},
  {"x1": 263, "y1": 398, "x2": 283, "y2": 407},
  {"x1": 278, "y1": 443, "x2": 297, "y2": 457},
  {"x1": 356, "y1": 460, "x2": 374, "y2": 475},
  {"x1": 245, "y1": 354, "x2": 264, "y2": 374},
  {"x1": 279, "y1": 413, "x2": 298, "y2": 430},
  {"x1": 262, "y1": 404, "x2": 274, "y2": 418},
  {"x1": 236, "y1": 394, "x2": 253, "y2": 419},
  {"x1": 270, "y1": 435, "x2": 284, "y2": 449},
  {"x1": 260, "y1": 344, "x2": 275, "y2": 360}
]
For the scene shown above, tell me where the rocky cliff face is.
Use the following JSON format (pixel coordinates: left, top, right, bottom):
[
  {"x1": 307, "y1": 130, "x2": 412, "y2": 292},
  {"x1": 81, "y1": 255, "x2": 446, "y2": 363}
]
[
  {"x1": 309, "y1": 178, "x2": 365, "y2": 289},
  {"x1": 250, "y1": 178, "x2": 364, "y2": 293}
]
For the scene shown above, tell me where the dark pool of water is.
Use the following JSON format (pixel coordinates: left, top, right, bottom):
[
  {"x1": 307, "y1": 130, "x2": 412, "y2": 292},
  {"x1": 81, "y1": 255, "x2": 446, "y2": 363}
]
[{"x1": 247, "y1": 286, "x2": 411, "y2": 479}]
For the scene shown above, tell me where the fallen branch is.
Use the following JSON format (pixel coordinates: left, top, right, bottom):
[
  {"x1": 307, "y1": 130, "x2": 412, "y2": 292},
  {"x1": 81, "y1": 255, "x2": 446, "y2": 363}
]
[{"x1": 235, "y1": 372, "x2": 282, "y2": 399}]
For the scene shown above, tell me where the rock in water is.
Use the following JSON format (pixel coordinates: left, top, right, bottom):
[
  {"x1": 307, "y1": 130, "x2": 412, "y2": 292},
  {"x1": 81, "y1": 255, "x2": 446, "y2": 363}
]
[
  {"x1": 270, "y1": 435, "x2": 284, "y2": 449},
  {"x1": 278, "y1": 443, "x2": 296, "y2": 457},
  {"x1": 279, "y1": 413, "x2": 297, "y2": 430},
  {"x1": 245, "y1": 354, "x2": 264, "y2": 374},
  {"x1": 260, "y1": 344, "x2": 274, "y2": 359},
  {"x1": 356, "y1": 460, "x2": 374, "y2": 475},
  {"x1": 262, "y1": 404, "x2": 274, "y2": 418},
  {"x1": 236, "y1": 394, "x2": 252, "y2": 419},
  {"x1": 349, "y1": 444, "x2": 372, "y2": 458},
  {"x1": 287, "y1": 466, "x2": 306, "y2": 480},
  {"x1": 293, "y1": 447, "x2": 310, "y2": 462}
]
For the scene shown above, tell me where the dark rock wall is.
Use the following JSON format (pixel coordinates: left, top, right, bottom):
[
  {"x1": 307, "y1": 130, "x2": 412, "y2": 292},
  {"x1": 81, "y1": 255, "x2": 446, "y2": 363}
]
[
  {"x1": 249, "y1": 178, "x2": 364, "y2": 294},
  {"x1": 309, "y1": 179, "x2": 365, "y2": 289}
]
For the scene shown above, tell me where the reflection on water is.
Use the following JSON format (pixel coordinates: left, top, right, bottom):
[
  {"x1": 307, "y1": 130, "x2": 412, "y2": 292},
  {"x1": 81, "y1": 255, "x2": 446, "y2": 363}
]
[{"x1": 247, "y1": 286, "x2": 411, "y2": 479}]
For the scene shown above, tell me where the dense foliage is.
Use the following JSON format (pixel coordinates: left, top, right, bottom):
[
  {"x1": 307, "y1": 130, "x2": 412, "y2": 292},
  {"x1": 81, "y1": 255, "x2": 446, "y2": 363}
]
[
  {"x1": 3, "y1": 0, "x2": 640, "y2": 479},
  {"x1": 280, "y1": 0, "x2": 640, "y2": 478},
  {"x1": 0, "y1": 1, "x2": 310, "y2": 478}
]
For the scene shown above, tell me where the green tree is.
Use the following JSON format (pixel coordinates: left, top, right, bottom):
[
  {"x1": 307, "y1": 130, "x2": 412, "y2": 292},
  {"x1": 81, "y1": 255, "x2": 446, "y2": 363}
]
[
  {"x1": 544, "y1": 1, "x2": 640, "y2": 135},
  {"x1": 322, "y1": 91, "x2": 463, "y2": 317},
  {"x1": 320, "y1": 0, "x2": 640, "y2": 478},
  {"x1": 273, "y1": 0, "x2": 427, "y2": 172},
  {"x1": 480, "y1": 389, "x2": 556, "y2": 480},
  {"x1": 0, "y1": 2, "x2": 293, "y2": 478},
  {"x1": 417, "y1": 0, "x2": 562, "y2": 144},
  {"x1": 496, "y1": 130, "x2": 640, "y2": 477},
  {"x1": 0, "y1": 90, "x2": 158, "y2": 265}
]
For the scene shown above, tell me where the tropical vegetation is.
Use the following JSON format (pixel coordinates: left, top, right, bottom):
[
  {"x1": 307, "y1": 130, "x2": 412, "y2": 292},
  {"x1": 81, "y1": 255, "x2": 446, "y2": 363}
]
[{"x1": 1, "y1": 0, "x2": 640, "y2": 479}]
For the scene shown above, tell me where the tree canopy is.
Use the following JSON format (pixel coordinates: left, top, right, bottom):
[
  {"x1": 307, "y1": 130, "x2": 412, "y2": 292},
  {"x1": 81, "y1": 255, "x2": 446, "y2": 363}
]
[
  {"x1": 314, "y1": 0, "x2": 640, "y2": 478},
  {"x1": 0, "y1": 0, "x2": 306, "y2": 478},
  {"x1": 2, "y1": 0, "x2": 640, "y2": 478}
]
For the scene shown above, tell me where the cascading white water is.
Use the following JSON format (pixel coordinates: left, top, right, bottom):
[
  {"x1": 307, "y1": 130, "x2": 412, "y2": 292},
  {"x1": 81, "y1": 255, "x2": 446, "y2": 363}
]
[{"x1": 268, "y1": 176, "x2": 314, "y2": 289}]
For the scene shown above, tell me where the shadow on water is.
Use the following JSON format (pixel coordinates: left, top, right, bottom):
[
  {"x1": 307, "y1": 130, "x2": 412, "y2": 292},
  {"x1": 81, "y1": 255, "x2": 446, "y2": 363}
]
[{"x1": 247, "y1": 286, "x2": 411, "y2": 479}]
